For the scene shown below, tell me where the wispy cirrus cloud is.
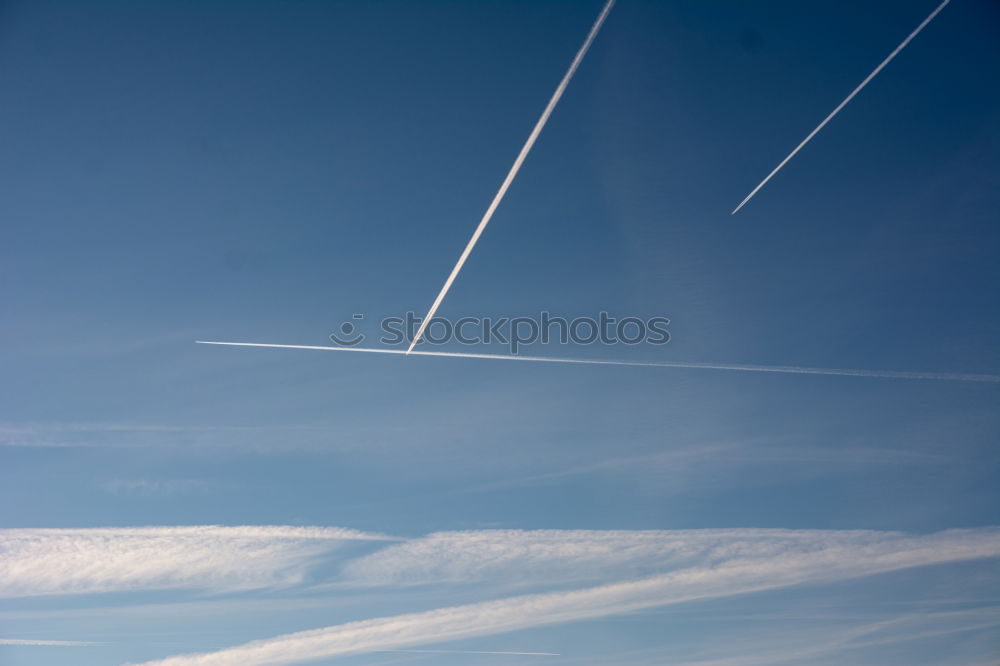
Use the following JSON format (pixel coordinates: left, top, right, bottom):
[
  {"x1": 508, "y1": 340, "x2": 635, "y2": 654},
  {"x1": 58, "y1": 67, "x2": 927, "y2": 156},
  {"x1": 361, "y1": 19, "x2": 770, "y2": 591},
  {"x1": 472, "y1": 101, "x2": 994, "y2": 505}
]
[
  {"x1": 0, "y1": 638, "x2": 108, "y2": 646},
  {"x1": 377, "y1": 649, "x2": 558, "y2": 655},
  {"x1": 130, "y1": 527, "x2": 1000, "y2": 665},
  {"x1": 557, "y1": 607, "x2": 1000, "y2": 666},
  {"x1": 341, "y1": 527, "x2": 992, "y2": 589},
  {"x1": 0, "y1": 422, "x2": 348, "y2": 449},
  {"x1": 342, "y1": 528, "x2": 716, "y2": 587},
  {"x1": 0, "y1": 526, "x2": 393, "y2": 598},
  {"x1": 101, "y1": 479, "x2": 212, "y2": 496},
  {"x1": 454, "y1": 443, "x2": 950, "y2": 498},
  {"x1": 656, "y1": 608, "x2": 1000, "y2": 666}
]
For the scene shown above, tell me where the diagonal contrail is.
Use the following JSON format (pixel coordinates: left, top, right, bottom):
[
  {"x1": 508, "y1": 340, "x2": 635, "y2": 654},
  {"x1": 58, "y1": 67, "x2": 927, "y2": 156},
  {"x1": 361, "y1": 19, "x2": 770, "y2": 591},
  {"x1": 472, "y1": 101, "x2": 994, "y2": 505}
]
[
  {"x1": 731, "y1": 0, "x2": 951, "y2": 215},
  {"x1": 407, "y1": 0, "x2": 616, "y2": 353},
  {"x1": 196, "y1": 341, "x2": 1000, "y2": 383}
]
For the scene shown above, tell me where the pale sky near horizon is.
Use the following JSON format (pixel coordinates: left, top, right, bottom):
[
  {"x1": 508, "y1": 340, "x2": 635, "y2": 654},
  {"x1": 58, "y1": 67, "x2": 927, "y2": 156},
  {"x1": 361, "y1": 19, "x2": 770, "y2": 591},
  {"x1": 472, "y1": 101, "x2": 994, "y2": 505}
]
[{"x1": 2, "y1": 1, "x2": 999, "y2": 664}]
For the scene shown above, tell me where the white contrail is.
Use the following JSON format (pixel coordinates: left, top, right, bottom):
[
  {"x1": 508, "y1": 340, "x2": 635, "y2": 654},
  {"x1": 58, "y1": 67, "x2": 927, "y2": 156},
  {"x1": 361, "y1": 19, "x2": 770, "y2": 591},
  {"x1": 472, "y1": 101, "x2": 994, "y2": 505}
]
[
  {"x1": 195, "y1": 341, "x2": 1000, "y2": 383},
  {"x1": 407, "y1": 0, "x2": 616, "y2": 352},
  {"x1": 731, "y1": 0, "x2": 950, "y2": 214}
]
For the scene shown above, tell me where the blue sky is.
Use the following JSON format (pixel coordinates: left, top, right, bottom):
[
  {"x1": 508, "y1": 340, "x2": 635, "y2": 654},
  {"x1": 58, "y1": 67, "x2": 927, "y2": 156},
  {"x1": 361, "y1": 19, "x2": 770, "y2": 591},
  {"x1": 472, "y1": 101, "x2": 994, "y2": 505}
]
[{"x1": 1, "y1": 0, "x2": 999, "y2": 664}]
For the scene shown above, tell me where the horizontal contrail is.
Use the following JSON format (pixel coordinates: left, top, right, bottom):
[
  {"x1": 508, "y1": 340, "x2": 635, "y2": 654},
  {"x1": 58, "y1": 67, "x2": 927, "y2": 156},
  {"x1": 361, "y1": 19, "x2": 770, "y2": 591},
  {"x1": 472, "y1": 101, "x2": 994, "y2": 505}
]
[
  {"x1": 407, "y1": 0, "x2": 616, "y2": 352},
  {"x1": 195, "y1": 341, "x2": 1000, "y2": 383},
  {"x1": 731, "y1": 0, "x2": 950, "y2": 214}
]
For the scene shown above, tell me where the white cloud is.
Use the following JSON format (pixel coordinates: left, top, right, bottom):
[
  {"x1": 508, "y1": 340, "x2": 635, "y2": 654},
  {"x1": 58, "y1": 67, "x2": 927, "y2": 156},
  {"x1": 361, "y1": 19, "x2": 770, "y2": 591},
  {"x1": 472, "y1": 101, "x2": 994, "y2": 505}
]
[
  {"x1": 0, "y1": 638, "x2": 107, "y2": 646},
  {"x1": 340, "y1": 527, "x2": 974, "y2": 588},
  {"x1": 0, "y1": 526, "x2": 393, "y2": 598},
  {"x1": 131, "y1": 527, "x2": 1000, "y2": 666}
]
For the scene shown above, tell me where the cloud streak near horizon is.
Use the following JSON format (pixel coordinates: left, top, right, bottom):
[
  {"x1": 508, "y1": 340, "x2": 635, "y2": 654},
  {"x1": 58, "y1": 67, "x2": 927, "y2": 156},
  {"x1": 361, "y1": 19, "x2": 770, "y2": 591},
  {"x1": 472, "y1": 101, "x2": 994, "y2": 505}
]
[
  {"x1": 6, "y1": 526, "x2": 997, "y2": 664},
  {"x1": 0, "y1": 638, "x2": 108, "y2": 646},
  {"x1": 55, "y1": 525, "x2": 991, "y2": 666},
  {"x1": 0, "y1": 526, "x2": 392, "y2": 598},
  {"x1": 196, "y1": 341, "x2": 1000, "y2": 383},
  {"x1": 731, "y1": 0, "x2": 951, "y2": 214},
  {"x1": 377, "y1": 649, "x2": 559, "y2": 656}
]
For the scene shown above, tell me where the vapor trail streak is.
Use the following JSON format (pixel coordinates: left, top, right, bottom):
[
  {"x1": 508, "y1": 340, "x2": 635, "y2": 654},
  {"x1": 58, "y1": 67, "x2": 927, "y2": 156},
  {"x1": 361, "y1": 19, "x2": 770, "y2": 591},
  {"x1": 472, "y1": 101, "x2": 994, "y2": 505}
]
[
  {"x1": 195, "y1": 341, "x2": 1000, "y2": 383},
  {"x1": 407, "y1": 0, "x2": 616, "y2": 352},
  {"x1": 731, "y1": 0, "x2": 950, "y2": 214}
]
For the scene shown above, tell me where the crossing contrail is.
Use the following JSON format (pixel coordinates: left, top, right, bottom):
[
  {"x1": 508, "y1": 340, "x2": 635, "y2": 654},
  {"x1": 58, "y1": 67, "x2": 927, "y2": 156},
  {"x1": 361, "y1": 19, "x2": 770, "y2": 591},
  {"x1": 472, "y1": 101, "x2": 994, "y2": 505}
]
[
  {"x1": 407, "y1": 0, "x2": 616, "y2": 353},
  {"x1": 195, "y1": 341, "x2": 1000, "y2": 383},
  {"x1": 731, "y1": 0, "x2": 951, "y2": 215}
]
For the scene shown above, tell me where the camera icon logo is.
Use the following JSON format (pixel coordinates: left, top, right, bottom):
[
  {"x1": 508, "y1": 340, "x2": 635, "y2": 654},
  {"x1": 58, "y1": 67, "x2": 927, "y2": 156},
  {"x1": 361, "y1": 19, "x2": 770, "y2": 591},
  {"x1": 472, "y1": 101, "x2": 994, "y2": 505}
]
[{"x1": 329, "y1": 314, "x2": 366, "y2": 347}]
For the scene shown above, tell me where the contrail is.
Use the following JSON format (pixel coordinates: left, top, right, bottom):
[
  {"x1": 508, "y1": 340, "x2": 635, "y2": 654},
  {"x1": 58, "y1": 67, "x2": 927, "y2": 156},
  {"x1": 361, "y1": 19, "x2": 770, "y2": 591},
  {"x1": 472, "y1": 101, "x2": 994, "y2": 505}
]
[
  {"x1": 195, "y1": 341, "x2": 1000, "y2": 383},
  {"x1": 407, "y1": 0, "x2": 616, "y2": 352},
  {"x1": 731, "y1": 0, "x2": 950, "y2": 214}
]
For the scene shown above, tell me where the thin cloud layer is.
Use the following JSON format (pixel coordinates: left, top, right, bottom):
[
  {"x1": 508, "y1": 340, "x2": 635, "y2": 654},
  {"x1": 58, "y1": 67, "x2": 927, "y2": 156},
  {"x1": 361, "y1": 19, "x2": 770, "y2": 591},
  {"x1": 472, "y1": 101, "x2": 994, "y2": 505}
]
[
  {"x1": 132, "y1": 527, "x2": 1000, "y2": 666},
  {"x1": 341, "y1": 527, "x2": 990, "y2": 588},
  {"x1": 0, "y1": 638, "x2": 108, "y2": 646},
  {"x1": 0, "y1": 526, "x2": 392, "y2": 598}
]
